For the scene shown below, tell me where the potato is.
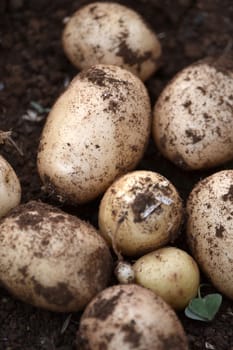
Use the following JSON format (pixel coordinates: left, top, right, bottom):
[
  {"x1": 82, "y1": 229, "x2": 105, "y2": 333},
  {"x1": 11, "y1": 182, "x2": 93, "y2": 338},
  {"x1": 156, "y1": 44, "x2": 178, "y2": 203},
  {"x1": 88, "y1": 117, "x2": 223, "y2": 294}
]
[
  {"x1": 0, "y1": 155, "x2": 21, "y2": 218},
  {"x1": 152, "y1": 56, "x2": 233, "y2": 170},
  {"x1": 133, "y1": 247, "x2": 200, "y2": 310},
  {"x1": 76, "y1": 284, "x2": 189, "y2": 350},
  {"x1": 98, "y1": 170, "x2": 183, "y2": 257},
  {"x1": 0, "y1": 201, "x2": 113, "y2": 312},
  {"x1": 37, "y1": 65, "x2": 151, "y2": 204},
  {"x1": 186, "y1": 170, "x2": 233, "y2": 299},
  {"x1": 62, "y1": 2, "x2": 161, "y2": 81}
]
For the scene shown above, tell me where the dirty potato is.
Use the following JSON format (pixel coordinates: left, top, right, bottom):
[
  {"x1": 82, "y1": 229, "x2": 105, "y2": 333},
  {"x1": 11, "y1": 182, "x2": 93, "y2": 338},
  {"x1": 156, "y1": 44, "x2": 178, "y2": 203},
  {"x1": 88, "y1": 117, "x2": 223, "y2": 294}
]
[
  {"x1": 0, "y1": 155, "x2": 21, "y2": 218},
  {"x1": 37, "y1": 65, "x2": 151, "y2": 204},
  {"x1": 62, "y1": 2, "x2": 161, "y2": 81},
  {"x1": 98, "y1": 170, "x2": 183, "y2": 257},
  {"x1": 0, "y1": 201, "x2": 112, "y2": 312},
  {"x1": 76, "y1": 284, "x2": 189, "y2": 350},
  {"x1": 152, "y1": 56, "x2": 233, "y2": 170},
  {"x1": 187, "y1": 170, "x2": 233, "y2": 299}
]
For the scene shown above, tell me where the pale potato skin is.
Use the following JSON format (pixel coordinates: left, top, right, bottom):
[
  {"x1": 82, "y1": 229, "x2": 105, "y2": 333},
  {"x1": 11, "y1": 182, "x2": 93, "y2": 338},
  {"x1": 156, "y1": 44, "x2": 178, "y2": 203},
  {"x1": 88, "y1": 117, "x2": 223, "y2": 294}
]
[
  {"x1": 62, "y1": 2, "x2": 161, "y2": 81},
  {"x1": 98, "y1": 170, "x2": 183, "y2": 257},
  {"x1": 76, "y1": 284, "x2": 189, "y2": 350},
  {"x1": 186, "y1": 170, "x2": 233, "y2": 299},
  {"x1": 0, "y1": 201, "x2": 113, "y2": 312},
  {"x1": 153, "y1": 56, "x2": 233, "y2": 170},
  {"x1": 133, "y1": 247, "x2": 200, "y2": 310},
  {"x1": 37, "y1": 65, "x2": 151, "y2": 204},
  {"x1": 0, "y1": 155, "x2": 21, "y2": 218}
]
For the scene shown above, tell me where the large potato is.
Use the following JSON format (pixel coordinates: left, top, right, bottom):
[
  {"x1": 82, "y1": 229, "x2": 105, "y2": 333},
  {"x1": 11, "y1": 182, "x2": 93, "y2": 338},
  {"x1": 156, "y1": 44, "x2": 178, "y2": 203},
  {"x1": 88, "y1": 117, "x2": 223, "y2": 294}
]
[
  {"x1": 62, "y1": 2, "x2": 161, "y2": 81},
  {"x1": 37, "y1": 65, "x2": 151, "y2": 204},
  {"x1": 76, "y1": 284, "x2": 189, "y2": 350},
  {"x1": 0, "y1": 155, "x2": 21, "y2": 218},
  {"x1": 0, "y1": 201, "x2": 113, "y2": 312},
  {"x1": 133, "y1": 247, "x2": 200, "y2": 310},
  {"x1": 99, "y1": 170, "x2": 183, "y2": 257},
  {"x1": 186, "y1": 170, "x2": 233, "y2": 299},
  {"x1": 152, "y1": 56, "x2": 233, "y2": 170}
]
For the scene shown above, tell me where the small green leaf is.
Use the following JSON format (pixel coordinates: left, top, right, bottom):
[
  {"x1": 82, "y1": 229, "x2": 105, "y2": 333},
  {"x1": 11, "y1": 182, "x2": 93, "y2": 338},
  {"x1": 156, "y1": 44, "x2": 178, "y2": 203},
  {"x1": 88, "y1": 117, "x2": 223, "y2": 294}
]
[
  {"x1": 185, "y1": 291, "x2": 222, "y2": 322},
  {"x1": 184, "y1": 307, "x2": 209, "y2": 321}
]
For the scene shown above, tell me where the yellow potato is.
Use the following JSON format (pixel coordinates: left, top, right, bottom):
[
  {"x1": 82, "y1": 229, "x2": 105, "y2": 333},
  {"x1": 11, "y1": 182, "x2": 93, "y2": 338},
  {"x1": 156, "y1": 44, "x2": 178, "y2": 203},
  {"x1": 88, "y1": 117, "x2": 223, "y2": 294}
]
[
  {"x1": 0, "y1": 201, "x2": 113, "y2": 312},
  {"x1": 98, "y1": 170, "x2": 183, "y2": 257},
  {"x1": 133, "y1": 247, "x2": 200, "y2": 309},
  {"x1": 37, "y1": 65, "x2": 151, "y2": 204}
]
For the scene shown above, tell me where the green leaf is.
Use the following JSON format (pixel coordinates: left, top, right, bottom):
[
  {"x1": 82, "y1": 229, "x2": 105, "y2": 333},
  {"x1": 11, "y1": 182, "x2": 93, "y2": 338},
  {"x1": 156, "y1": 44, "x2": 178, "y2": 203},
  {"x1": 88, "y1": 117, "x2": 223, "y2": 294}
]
[
  {"x1": 185, "y1": 293, "x2": 222, "y2": 322},
  {"x1": 184, "y1": 307, "x2": 209, "y2": 321}
]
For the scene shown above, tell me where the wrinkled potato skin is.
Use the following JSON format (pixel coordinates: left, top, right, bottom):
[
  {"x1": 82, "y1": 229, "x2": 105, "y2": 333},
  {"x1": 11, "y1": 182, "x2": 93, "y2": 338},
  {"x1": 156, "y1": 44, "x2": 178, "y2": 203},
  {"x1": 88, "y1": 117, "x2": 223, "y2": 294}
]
[
  {"x1": 187, "y1": 170, "x2": 233, "y2": 299},
  {"x1": 153, "y1": 56, "x2": 233, "y2": 170},
  {"x1": 37, "y1": 65, "x2": 151, "y2": 204},
  {"x1": 98, "y1": 171, "x2": 183, "y2": 257},
  {"x1": 0, "y1": 201, "x2": 112, "y2": 312},
  {"x1": 0, "y1": 155, "x2": 21, "y2": 218},
  {"x1": 133, "y1": 247, "x2": 200, "y2": 309},
  {"x1": 62, "y1": 2, "x2": 161, "y2": 81},
  {"x1": 76, "y1": 284, "x2": 189, "y2": 350}
]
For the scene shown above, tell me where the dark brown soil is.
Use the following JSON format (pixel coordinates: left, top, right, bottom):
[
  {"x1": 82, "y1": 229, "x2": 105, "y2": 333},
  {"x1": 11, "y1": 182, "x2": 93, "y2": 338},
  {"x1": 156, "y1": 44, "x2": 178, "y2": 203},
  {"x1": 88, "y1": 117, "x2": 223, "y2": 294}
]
[{"x1": 0, "y1": 0, "x2": 233, "y2": 349}]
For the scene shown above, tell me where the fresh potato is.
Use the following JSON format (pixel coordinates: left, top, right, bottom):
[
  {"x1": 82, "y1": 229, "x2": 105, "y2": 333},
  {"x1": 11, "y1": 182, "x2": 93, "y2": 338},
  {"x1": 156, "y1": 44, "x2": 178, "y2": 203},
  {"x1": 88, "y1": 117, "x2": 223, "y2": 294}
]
[
  {"x1": 37, "y1": 65, "x2": 151, "y2": 204},
  {"x1": 133, "y1": 247, "x2": 200, "y2": 309},
  {"x1": 98, "y1": 170, "x2": 183, "y2": 257},
  {"x1": 76, "y1": 284, "x2": 189, "y2": 350},
  {"x1": 0, "y1": 201, "x2": 113, "y2": 312},
  {"x1": 152, "y1": 56, "x2": 233, "y2": 170},
  {"x1": 62, "y1": 2, "x2": 161, "y2": 81},
  {"x1": 0, "y1": 155, "x2": 21, "y2": 218},
  {"x1": 187, "y1": 170, "x2": 233, "y2": 299}
]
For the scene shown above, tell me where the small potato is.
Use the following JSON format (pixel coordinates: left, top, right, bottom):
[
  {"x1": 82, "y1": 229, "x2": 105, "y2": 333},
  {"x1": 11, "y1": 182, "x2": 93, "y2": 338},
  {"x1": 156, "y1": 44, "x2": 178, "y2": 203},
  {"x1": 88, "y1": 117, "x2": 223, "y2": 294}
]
[
  {"x1": 152, "y1": 56, "x2": 233, "y2": 170},
  {"x1": 133, "y1": 247, "x2": 200, "y2": 310},
  {"x1": 98, "y1": 170, "x2": 183, "y2": 257},
  {"x1": 0, "y1": 201, "x2": 112, "y2": 312},
  {"x1": 0, "y1": 155, "x2": 21, "y2": 218},
  {"x1": 187, "y1": 170, "x2": 233, "y2": 299},
  {"x1": 37, "y1": 65, "x2": 151, "y2": 204},
  {"x1": 76, "y1": 284, "x2": 189, "y2": 350},
  {"x1": 62, "y1": 2, "x2": 161, "y2": 81}
]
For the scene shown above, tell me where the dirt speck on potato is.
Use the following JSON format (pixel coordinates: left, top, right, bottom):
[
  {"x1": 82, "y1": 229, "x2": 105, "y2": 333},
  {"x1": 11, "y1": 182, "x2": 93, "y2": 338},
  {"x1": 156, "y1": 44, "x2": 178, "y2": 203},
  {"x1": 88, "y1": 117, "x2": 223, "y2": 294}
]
[
  {"x1": 86, "y1": 290, "x2": 123, "y2": 321},
  {"x1": 32, "y1": 279, "x2": 75, "y2": 306},
  {"x1": 121, "y1": 320, "x2": 142, "y2": 347}
]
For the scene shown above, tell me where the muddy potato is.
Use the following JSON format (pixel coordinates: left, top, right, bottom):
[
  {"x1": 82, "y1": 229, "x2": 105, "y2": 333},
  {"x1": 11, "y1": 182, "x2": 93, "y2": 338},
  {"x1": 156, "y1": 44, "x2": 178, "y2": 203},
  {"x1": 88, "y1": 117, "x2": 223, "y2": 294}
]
[
  {"x1": 98, "y1": 170, "x2": 183, "y2": 257},
  {"x1": 76, "y1": 284, "x2": 189, "y2": 350},
  {"x1": 37, "y1": 65, "x2": 151, "y2": 204},
  {"x1": 187, "y1": 170, "x2": 233, "y2": 299},
  {"x1": 62, "y1": 2, "x2": 161, "y2": 81},
  {"x1": 133, "y1": 247, "x2": 200, "y2": 310},
  {"x1": 152, "y1": 56, "x2": 233, "y2": 170},
  {"x1": 0, "y1": 155, "x2": 21, "y2": 218},
  {"x1": 0, "y1": 201, "x2": 112, "y2": 312}
]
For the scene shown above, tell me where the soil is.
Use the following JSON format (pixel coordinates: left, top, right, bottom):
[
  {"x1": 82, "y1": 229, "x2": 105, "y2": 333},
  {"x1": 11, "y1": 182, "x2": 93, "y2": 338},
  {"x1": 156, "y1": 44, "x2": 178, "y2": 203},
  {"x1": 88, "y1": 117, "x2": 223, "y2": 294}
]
[{"x1": 0, "y1": 0, "x2": 233, "y2": 349}]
